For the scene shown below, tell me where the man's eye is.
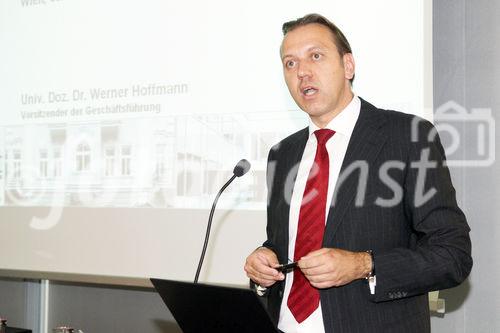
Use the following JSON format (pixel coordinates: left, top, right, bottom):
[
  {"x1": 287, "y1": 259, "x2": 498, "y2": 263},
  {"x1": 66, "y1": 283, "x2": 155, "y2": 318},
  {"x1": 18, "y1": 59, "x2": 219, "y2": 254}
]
[
  {"x1": 312, "y1": 53, "x2": 321, "y2": 60},
  {"x1": 286, "y1": 60, "x2": 295, "y2": 68}
]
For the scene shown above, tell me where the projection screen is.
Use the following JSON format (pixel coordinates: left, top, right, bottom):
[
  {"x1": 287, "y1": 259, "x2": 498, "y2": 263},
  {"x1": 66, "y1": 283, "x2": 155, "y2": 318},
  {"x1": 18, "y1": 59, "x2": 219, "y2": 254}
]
[{"x1": 0, "y1": 0, "x2": 433, "y2": 286}]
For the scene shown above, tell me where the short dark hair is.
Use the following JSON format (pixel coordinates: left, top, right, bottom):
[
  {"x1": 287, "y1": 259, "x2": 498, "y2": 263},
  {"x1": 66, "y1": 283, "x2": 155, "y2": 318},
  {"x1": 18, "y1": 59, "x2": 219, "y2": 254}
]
[{"x1": 282, "y1": 13, "x2": 354, "y2": 83}]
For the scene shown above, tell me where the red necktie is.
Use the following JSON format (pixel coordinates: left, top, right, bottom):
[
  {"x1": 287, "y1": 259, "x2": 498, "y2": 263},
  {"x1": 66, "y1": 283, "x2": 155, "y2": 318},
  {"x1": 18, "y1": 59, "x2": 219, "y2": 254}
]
[{"x1": 287, "y1": 128, "x2": 335, "y2": 323}]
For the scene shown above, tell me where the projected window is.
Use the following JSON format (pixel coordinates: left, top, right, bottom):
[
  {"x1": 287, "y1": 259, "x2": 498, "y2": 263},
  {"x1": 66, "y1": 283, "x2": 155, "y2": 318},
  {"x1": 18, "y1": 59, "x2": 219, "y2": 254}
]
[
  {"x1": 104, "y1": 146, "x2": 116, "y2": 176},
  {"x1": 53, "y1": 148, "x2": 63, "y2": 178},
  {"x1": 39, "y1": 149, "x2": 48, "y2": 178},
  {"x1": 12, "y1": 149, "x2": 21, "y2": 180},
  {"x1": 0, "y1": 151, "x2": 4, "y2": 181},
  {"x1": 156, "y1": 144, "x2": 167, "y2": 177},
  {"x1": 4, "y1": 151, "x2": 8, "y2": 180},
  {"x1": 155, "y1": 143, "x2": 174, "y2": 183},
  {"x1": 120, "y1": 145, "x2": 131, "y2": 176},
  {"x1": 76, "y1": 143, "x2": 91, "y2": 172}
]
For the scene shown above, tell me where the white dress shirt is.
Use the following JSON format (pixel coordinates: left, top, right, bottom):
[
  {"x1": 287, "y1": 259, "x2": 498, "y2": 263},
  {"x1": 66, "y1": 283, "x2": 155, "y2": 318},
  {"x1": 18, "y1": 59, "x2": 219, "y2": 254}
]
[{"x1": 278, "y1": 96, "x2": 361, "y2": 333}]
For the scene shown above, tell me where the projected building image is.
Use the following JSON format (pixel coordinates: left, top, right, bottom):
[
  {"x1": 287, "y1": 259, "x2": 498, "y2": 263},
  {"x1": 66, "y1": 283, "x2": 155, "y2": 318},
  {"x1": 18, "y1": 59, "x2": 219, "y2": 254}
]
[{"x1": 1, "y1": 114, "x2": 286, "y2": 209}]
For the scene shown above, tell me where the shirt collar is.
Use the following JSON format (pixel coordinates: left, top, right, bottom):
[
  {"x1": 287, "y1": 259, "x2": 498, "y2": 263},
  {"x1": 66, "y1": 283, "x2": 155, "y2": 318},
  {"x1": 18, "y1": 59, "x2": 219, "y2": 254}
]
[{"x1": 308, "y1": 95, "x2": 361, "y2": 139}]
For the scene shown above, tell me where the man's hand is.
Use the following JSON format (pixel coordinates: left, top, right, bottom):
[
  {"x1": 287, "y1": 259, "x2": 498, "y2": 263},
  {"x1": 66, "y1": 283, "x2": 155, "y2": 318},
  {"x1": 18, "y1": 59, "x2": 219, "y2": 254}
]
[
  {"x1": 244, "y1": 247, "x2": 285, "y2": 287},
  {"x1": 298, "y1": 248, "x2": 371, "y2": 289}
]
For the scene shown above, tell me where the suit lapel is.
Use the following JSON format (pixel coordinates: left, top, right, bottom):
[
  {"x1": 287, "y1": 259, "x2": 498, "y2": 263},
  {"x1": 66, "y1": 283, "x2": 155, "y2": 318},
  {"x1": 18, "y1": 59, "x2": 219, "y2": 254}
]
[
  {"x1": 323, "y1": 99, "x2": 389, "y2": 245},
  {"x1": 276, "y1": 128, "x2": 309, "y2": 262}
]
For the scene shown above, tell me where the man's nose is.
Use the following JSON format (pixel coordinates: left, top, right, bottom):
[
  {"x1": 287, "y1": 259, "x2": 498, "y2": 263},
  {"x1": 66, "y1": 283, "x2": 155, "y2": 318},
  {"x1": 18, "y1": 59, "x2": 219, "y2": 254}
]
[{"x1": 297, "y1": 62, "x2": 312, "y2": 79}]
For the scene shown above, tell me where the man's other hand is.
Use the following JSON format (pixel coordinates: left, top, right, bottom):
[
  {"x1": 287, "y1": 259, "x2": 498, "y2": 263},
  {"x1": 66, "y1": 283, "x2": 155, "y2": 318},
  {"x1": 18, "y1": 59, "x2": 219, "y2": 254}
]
[
  {"x1": 244, "y1": 247, "x2": 285, "y2": 287},
  {"x1": 298, "y1": 248, "x2": 371, "y2": 289}
]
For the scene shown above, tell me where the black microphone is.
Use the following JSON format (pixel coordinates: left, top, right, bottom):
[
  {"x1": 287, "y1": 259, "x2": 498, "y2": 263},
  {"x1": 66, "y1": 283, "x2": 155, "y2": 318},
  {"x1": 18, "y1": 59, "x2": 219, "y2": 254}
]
[
  {"x1": 194, "y1": 159, "x2": 251, "y2": 283},
  {"x1": 233, "y1": 158, "x2": 251, "y2": 177}
]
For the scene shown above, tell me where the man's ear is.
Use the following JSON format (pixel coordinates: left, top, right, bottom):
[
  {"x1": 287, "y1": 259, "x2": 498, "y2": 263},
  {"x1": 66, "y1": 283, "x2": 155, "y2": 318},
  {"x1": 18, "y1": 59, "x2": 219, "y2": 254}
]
[{"x1": 343, "y1": 53, "x2": 355, "y2": 80}]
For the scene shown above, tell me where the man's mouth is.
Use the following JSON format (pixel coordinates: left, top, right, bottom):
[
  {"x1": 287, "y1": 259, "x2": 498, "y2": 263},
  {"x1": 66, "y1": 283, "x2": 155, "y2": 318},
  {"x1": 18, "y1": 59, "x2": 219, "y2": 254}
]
[{"x1": 301, "y1": 86, "x2": 318, "y2": 97}]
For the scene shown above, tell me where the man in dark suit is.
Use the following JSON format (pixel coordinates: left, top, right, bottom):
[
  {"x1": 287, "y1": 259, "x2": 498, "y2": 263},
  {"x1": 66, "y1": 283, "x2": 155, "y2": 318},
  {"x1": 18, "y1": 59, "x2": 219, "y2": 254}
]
[{"x1": 244, "y1": 14, "x2": 472, "y2": 333}]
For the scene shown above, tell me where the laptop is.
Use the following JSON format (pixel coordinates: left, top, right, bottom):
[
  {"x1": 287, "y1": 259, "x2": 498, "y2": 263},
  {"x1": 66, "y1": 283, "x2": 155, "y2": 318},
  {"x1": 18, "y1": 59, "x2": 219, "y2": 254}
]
[{"x1": 151, "y1": 278, "x2": 279, "y2": 333}]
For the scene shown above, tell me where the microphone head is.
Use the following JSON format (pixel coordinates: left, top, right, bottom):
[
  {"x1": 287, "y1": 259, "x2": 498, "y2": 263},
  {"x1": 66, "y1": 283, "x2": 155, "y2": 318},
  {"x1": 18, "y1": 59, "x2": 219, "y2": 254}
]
[{"x1": 233, "y1": 159, "x2": 251, "y2": 177}]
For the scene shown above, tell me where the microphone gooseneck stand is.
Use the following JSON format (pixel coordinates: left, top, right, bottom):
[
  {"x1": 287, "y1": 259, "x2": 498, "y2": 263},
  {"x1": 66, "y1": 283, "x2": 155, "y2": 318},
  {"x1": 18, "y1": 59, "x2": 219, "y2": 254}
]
[
  {"x1": 194, "y1": 159, "x2": 250, "y2": 283},
  {"x1": 194, "y1": 174, "x2": 236, "y2": 284}
]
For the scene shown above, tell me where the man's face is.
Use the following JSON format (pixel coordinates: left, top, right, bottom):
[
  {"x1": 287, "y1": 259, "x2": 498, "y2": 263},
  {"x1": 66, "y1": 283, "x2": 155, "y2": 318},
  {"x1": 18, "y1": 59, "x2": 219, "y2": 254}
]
[{"x1": 280, "y1": 23, "x2": 355, "y2": 127}]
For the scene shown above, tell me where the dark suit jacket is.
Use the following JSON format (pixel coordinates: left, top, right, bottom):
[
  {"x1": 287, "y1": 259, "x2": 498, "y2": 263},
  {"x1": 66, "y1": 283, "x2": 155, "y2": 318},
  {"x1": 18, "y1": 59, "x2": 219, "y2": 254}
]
[{"x1": 262, "y1": 98, "x2": 472, "y2": 333}]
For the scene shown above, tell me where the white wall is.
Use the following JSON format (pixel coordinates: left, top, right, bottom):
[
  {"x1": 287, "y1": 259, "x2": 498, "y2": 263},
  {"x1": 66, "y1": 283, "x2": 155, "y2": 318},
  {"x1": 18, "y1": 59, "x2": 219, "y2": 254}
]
[{"x1": 431, "y1": 0, "x2": 500, "y2": 331}]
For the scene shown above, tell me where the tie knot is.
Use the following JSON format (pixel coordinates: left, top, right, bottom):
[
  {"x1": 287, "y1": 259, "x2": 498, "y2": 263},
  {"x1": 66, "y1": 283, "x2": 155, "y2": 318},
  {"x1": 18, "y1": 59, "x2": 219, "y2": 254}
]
[{"x1": 314, "y1": 129, "x2": 335, "y2": 146}]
